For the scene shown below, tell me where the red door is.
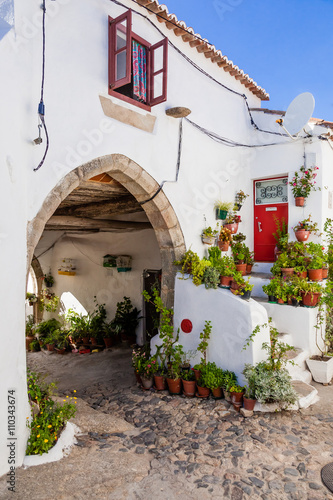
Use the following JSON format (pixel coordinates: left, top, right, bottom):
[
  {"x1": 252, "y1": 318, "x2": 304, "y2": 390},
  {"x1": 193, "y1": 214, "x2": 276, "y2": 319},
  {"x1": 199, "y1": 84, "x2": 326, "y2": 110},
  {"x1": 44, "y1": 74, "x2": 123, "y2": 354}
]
[{"x1": 254, "y1": 177, "x2": 288, "y2": 262}]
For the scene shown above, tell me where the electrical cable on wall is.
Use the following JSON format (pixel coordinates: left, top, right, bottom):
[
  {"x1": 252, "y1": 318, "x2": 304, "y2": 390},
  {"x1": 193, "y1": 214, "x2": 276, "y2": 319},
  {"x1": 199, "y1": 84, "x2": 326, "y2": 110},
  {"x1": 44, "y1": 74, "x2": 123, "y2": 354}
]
[{"x1": 34, "y1": 0, "x2": 49, "y2": 172}]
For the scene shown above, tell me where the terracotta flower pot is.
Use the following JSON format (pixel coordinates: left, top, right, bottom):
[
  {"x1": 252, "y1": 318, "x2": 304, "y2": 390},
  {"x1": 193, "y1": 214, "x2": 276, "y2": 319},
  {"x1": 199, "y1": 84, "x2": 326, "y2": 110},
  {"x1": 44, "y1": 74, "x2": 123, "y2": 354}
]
[
  {"x1": 246, "y1": 264, "x2": 253, "y2": 274},
  {"x1": 296, "y1": 271, "x2": 307, "y2": 279},
  {"x1": 295, "y1": 229, "x2": 310, "y2": 242},
  {"x1": 193, "y1": 369, "x2": 201, "y2": 382},
  {"x1": 166, "y1": 378, "x2": 182, "y2": 395},
  {"x1": 231, "y1": 391, "x2": 244, "y2": 405},
  {"x1": 46, "y1": 343, "x2": 55, "y2": 352},
  {"x1": 230, "y1": 280, "x2": 241, "y2": 291},
  {"x1": 295, "y1": 196, "x2": 305, "y2": 207},
  {"x1": 154, "y1": 375, "x2": 166, "y2": 391},
  {"x1": 56, "y1": 348, "x2": 66, "y2": 355},
  {"x1": 104, "y1": 337, "x2": 113, "y2": 348},
  {"x1": 277, "y1": 298, "x2": 285, "y2": 304},
  {"x1": 235, "y1": 263, "x2": 247, "y2": 276},
  {"x1": 26, "y1": 335, "x2": 35, "y2": 351},
  {"x1": 281, "y1": 268, "x2": 294, "y2": 277},
  {"x1": 220, "y1": 275, "x2": 232, "y2": 287},
  {"x1": 243, "y1": 396, "x2": 256, "y2": 411},
  {"x1": 197, "y1": 385, "x2": 210, "y2": 397},
  {"x1": 211, "y1": 387, "x2": 223, "y2": 399},
  {"x1": 134, "y1": 371, "x2": 142, "y2": 385},
  {"x1": 308, "y1": 269, "x2": 323, "y2": 281},
  {"x1": 81, "y1": 337, "x2": 90, "y2": 344},
  {"x1": 182, "y1": 379, "x2": 196, "y2": 397},
  {"x1": 90, "y1": 337, "x2": 97, "y2": 345},
  {"x1": 218, "y1": 241, "x2": 230, "y2": 252},
  {"x1": 301, "y1": 292, "x2": 321, "y2": 307},
  {"x1": 224, "y1": 223, "x2": 238, "y2": 234},
  {"x1": 141, "y1": 376, "x2": 154, "y2": 390},
  {"x1": 322, "y1": 268, "x2": 328, "y2": 279}
]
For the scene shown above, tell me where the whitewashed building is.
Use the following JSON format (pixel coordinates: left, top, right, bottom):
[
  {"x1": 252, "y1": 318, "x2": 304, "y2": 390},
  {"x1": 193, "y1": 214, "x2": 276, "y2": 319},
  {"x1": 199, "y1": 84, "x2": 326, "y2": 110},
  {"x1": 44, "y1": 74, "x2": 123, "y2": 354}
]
[{"x1": 1, "y1": 0, "x2": 333, "y2": 475}]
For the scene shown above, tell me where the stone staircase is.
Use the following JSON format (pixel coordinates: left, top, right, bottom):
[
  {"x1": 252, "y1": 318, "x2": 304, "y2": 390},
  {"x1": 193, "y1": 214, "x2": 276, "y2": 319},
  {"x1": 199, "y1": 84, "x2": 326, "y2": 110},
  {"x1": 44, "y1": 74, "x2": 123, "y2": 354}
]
[{"x1": 248, "y1": 262, "x2": 318, "y2": 408}]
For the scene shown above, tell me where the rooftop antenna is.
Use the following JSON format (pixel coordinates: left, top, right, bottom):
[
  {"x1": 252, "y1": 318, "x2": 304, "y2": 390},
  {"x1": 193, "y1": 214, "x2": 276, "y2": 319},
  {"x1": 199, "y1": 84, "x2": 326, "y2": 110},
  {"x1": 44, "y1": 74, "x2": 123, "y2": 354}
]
[{"x1": 276, "y1": 92, "x2": 315, "y2": 139}]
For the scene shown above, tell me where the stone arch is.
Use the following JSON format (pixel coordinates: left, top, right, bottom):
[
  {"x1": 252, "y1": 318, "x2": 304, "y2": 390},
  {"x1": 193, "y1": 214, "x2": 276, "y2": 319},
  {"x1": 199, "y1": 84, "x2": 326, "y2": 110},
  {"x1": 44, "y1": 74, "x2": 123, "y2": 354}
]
[{"x1": 27, "y1": 154, "x2": 186, "y2": 308}]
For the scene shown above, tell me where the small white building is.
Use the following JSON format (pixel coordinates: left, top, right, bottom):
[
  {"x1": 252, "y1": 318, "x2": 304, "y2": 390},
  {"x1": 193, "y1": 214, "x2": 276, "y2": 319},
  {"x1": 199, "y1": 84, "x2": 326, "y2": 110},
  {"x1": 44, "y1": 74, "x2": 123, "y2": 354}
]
[{"x1": 0, "y1": 0, "x2": 333, "y2": 476}]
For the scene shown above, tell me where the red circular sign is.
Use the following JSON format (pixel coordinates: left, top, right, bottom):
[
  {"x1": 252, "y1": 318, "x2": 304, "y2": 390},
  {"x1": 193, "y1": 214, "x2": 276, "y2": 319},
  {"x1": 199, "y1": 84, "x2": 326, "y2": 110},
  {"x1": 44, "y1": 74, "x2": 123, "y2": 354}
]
[{"x1": 181, "y1": 319, "x2": 193, "y2": 333}]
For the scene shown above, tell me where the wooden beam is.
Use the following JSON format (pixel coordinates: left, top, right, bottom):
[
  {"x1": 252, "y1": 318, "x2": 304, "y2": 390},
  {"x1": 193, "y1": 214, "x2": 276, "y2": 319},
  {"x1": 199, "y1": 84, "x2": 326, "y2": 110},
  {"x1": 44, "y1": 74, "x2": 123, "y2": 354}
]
[
  {"x1": 46, "y1": 216, "x2": 151, "y2": 232},
  {"x1": 54, "y1": 195, "x2": 143, "y2": 217}
]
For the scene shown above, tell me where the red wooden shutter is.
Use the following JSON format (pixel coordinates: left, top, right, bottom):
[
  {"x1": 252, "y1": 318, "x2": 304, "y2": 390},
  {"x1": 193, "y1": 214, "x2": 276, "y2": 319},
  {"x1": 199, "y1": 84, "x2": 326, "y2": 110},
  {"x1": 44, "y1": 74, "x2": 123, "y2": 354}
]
[
  {"x1": 149, "y1": 38, "x2": 168, "y2": 106},
  {"x1": 109, "y1": 10, "x2": 132, "y2": 91}
]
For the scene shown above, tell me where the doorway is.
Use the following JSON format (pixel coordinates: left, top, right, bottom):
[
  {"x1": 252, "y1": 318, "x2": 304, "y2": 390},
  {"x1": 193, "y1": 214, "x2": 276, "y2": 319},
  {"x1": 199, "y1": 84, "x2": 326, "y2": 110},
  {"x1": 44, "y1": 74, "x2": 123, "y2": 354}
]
[{"x1": 253, "y1": 177, "x2": 288, "y2": 262}]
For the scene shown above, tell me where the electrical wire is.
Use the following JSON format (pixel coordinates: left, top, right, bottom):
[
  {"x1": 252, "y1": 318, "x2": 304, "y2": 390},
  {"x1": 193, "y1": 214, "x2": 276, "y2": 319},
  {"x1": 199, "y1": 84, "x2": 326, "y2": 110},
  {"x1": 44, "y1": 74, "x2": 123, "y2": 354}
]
[
  {"x1": 139, "y1": 117, "x2": 183, "y2": 205},
  {"x1": 34, "y1": 0, "x2": 49, "y2": 172}
]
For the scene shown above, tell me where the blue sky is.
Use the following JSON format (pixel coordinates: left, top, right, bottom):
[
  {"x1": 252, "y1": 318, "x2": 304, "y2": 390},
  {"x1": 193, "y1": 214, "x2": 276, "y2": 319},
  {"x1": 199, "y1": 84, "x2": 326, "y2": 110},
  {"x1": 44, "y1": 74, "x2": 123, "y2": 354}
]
[{"x1": 163, "y1": 0, "x2": 333, "y2": 122}]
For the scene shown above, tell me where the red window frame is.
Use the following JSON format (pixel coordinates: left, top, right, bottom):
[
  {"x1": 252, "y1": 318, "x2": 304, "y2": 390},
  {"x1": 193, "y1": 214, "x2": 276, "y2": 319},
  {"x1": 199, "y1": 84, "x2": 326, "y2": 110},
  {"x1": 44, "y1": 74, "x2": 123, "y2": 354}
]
[{"x1": 108, "y1": 10, "x2": 168, "y2": 109}]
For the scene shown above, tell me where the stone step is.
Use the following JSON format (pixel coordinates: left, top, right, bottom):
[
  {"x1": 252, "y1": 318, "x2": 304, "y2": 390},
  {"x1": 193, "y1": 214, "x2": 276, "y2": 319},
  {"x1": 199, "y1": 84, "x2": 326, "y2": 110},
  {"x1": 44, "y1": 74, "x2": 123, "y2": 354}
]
[
  {"x1": 253, "y1": 380, "x2": 318, "y2": 412},
  {"x1": 249, "y1": 273, "x2": 271, "y2": 298},
  {"x1": 252, "y1": 262, "x2": 273, "y2": 274}
]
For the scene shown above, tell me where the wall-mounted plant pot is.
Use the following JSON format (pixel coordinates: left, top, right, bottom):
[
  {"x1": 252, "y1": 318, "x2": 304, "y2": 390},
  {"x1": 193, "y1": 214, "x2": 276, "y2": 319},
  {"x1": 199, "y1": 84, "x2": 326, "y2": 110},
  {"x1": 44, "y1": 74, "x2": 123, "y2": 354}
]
[
  {"x1": 224, "y1": 223, "x2": 238, "y2": 234},
  {"x1": 295, "y1": 230, "x2": 310, "y2": 242},
  {"x1": 301, "y1": 292, "x2": 321, "y2": 307},
  {"x1": 295, "y1": 196, "x2": 305, "y2": 207},
  {"x1": 216, "y1": 209, "x2": 228, "y2": 220},
  {"x1": 218, "y1": 241, "x2": 230, "y2": 252},
  {"x1": 44, "y1": 281, "x2": 54, "y2": 288},
  {"x1": 220, "y1": 275, "x2": 232, "y2": 287},
  {"x1": 281, "y1": 268, "x2": 294, "y2": 277},
  {"x1": 306, "y1": 356, "x2": 333, "y2": 384},
  {"x1": 202, "y1": 236, "x2": 216, "y2": 245},
  {"x1": 235, "y1": 263, "x2": 247, "y2": 275},
  {"x1": 308, "y1": 269, "x2": 323, "y2": 281}
]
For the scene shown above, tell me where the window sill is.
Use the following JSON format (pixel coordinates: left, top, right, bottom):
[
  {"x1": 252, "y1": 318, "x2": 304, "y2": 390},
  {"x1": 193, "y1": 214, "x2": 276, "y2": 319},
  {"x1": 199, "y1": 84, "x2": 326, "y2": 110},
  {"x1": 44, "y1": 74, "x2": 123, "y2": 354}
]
[
  {"x1": 99, "y1": 95, "x2": 156, "y2": 133},
  {"x1": 108, "y1": 90, "x2": 152, "y2": 113}
]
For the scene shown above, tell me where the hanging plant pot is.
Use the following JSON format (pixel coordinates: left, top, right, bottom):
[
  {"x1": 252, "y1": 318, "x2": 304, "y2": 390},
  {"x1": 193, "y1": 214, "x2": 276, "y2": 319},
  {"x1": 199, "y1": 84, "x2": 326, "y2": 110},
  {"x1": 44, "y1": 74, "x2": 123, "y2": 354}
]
[
  {"x1": 322, "y1": 268, "x2": 329, "y2": 279},
  {"x1": 281, "y1": 268, "x2": 294, "y2": 277},
  {"x1": 220, "y1": 275, "x2": 232, "y2": 287},
  {"x1": 218, "y1": 241, "x2": 230, "y2": 252},
  {"x1": 182, "y1": 379, "x2": 196, "y2": 397},
  {"x1": 202, "y1": 235, "x2": 216, "y2": 245},
  {"x1": 295, "y1": 196, "x2": 305, "y2": 207},
  {"x1": 154, "y1": 375, "x2": 166, "y2": 391},
  {"x1": 166, "y1": 378, "x2": 182, "y2": 395},
  {"x1": 295, "y1": 229, "x2": 310, "y2": 242},
  {"x1": 235, "y1": 263, "x2": 247, "y2": 276},
  {"x1": 224, "y1": 223, "x2": 238, "y2": 234},
  {"x1": 216, "y1": 209, "x2": 228, "y2": 220},
  {"x1": 301, "y1": 292, "x2": 321, "y2": 307},
  {"x1": 308, "y1": 269, "x2": 323, "y2": 281}
]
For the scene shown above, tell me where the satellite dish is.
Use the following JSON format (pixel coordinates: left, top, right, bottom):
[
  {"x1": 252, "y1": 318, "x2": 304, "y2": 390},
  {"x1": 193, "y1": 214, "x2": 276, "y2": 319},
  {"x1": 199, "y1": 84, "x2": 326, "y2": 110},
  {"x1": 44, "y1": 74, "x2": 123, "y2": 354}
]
[{"x1": 277, "y1": 92, "x2": 315, "y2": 137}]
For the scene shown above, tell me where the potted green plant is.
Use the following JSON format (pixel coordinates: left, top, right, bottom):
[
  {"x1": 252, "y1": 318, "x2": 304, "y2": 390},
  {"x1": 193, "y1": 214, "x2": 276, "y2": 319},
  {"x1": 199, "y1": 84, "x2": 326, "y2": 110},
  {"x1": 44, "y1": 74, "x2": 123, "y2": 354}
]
[
  {"x1": 277, "y1": 252, "x2": 295, "y2": 277},
  {"x1": 234, "y1": 190, "x2": 249, "y2": 211},
  {"x1": 262, "y1": 277, "x2": 280, "y2": 303},
  {"x1": 26, "y1": 292, "x2": 38, "y2": 306},
  {"x1": 182, "y1": 369, "x2": 196, "y2": 397},
  {"x1": 218, "y1": 255, "x2": 236, "y2": 287},
  {"x1": 289, "y1": 165, "x2": 319, "y2": 206},
  {"x1": 26, "y1": 315, "x2": 36, "y2": 351},
  {"x1": 35, "y1": 318, "x2": 62, "y2": 349},
  {"x1": 29, "y1": 338, "x2": 41, "y2": 352},
  {"x1": 89, "y1": 298, "x2": 107, "y2": 344},
  {"x1": 141, "y1": 357, "x2": 157, "y2": 390},
  {"x1": 65, "y1": 310, "x2": 91, "y2": 344},
  {"x1": 240, "y1": 279, "x2": 254, "y2": 300},
  {"x1": 297, "y1": 279, "x2": 322, "y2": 307},
  {"x1": 202, "y1": 266, "x2": 220, "y2": 289},
  {"x1": 112, "y1": 296, "x2": 142, "y2": 344},
  {"x1": 221, "y1": 370, "x2": 238, "y2": 401},
  {"x1": 203, "y1": 362, "x2": 224, "y2": 398},
  {"x1": 229, "y1": 384, "x2": 245, "y2": 411},
  {"x1": 214, "y1": 200, "x2": 233, "y2": 220},
  {"x1": 243, "y1": 385, "x2": 256, "y2": 411},
  {"x1": 244, "y1": 247, "x2": 255, "y2": 274},
  {"x1": 231, "y1": 242, "x2": 248, "y2": 275},
  {"x1": 166, "y1": 345, "x2": 184, "y2": 395},
  {"x1": 272, "y1": 215, "x2": 289, "y2": 258},
  {"x1": 132, "y1": 346, "x2": 148, "y2": 384},
  {"x1": 201, "y1": 225, "x2": 219, "y2": 245},
  {"x1": 196, "y1": 365, "x2": 210, "y2": 398}
]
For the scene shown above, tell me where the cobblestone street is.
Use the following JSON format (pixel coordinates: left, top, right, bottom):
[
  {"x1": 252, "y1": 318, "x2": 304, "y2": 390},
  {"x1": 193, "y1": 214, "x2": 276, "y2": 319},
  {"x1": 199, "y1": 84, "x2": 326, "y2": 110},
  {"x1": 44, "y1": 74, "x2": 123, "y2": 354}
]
[{"x1": 1, "y1": 349, "x2": 333, "y2": 499}]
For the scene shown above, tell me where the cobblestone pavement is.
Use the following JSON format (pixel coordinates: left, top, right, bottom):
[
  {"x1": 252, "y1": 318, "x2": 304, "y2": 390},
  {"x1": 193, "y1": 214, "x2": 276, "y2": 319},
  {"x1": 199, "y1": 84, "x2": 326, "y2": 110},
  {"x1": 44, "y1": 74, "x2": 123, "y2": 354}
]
[
  {"x1": 69, "y1": 378, "x2": 333, "y2": 500},
  {"x1": 5, "y1": 349, "x2": 333, "y2": 499}
]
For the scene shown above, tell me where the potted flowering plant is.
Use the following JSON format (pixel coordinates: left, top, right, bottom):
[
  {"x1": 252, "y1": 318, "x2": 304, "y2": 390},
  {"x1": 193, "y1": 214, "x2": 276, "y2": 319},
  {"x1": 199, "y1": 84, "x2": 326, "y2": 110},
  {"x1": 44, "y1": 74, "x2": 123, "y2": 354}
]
[
  {"x1": 132, "y1": 347, "x2": 148, "y2": 384},
  {"x1": 218, "y1": 227, "x2": 233, "y2": 251},
  {"x1": 218, "y1": 255, "x2": 236, "y2": 287},
  {"x1": 293, "y1": 215, "x2": 319, "y2": 242},
  {"x1": 234, "y1": 190, "x2": 249, "y2": 211},
  {"x1": 201, "y1": 225, "x2": 219, "y2": 245},
  {"x1": 141, "y1": 357, "x2": 158, "y2": 390},
  {"x1": 289, "y1": 165, "x2": 319, "y2": 206},
  {"x1": 224, "y1": 213, "x2": 241, "y2": 234}
]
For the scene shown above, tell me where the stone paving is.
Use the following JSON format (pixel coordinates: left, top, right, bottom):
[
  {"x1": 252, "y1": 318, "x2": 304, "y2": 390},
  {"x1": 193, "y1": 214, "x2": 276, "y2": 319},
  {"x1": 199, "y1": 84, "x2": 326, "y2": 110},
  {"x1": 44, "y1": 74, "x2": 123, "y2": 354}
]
[{"x1": 66, "y1": 378, "x2": 333, "y2": 499}]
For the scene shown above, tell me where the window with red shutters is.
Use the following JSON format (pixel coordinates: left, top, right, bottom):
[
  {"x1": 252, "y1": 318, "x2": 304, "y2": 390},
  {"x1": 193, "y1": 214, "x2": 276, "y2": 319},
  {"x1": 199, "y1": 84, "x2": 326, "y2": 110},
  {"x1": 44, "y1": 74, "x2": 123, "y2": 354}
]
[{"x1": 109, "y1": 10, "x2": 168, "y2": 109}]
